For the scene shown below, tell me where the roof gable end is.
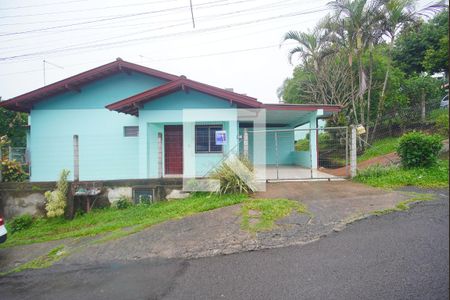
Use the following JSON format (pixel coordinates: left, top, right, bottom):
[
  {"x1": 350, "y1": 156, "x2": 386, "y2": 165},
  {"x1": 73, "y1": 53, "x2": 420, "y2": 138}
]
[
  {"x1": 0, "y1": 58, "x2": 180, "y2": 113},
  {"x1": 106, "y1": 77, "x2": 263, "y2": 116}
]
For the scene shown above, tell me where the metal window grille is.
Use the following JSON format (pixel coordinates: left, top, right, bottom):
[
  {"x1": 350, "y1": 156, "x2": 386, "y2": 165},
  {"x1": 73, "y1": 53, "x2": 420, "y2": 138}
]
[{"x1": 195, "y1": 125, "x2": 223, "y2": 153}]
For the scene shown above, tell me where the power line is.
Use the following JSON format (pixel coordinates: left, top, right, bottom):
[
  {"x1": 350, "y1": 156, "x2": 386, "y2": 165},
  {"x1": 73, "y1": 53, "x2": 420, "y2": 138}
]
[
  {"x1": 0, "y1": 0, "x2": 180, "y2": 17},
  {"x1": 0, "y1": 0, "x2": 300, "y2": 54},
  {"x1": 0, "y1": 0, "x2": 88, "y2": 10},
  {"x1": 0, "y1": 0, "x2": 306, "y2": 54},
  {"x1": 0, "y1": 0, "x2": 228, "y2": 37},
  {"x1": 0, "y1": 40, "x2": 296, "y2": 78},
  {"x1": 0, "y1": 14, "x2": 317, "y2": 76},
  {"x1": 0, "y1": 7, "x2": 328, "y2": 61}
]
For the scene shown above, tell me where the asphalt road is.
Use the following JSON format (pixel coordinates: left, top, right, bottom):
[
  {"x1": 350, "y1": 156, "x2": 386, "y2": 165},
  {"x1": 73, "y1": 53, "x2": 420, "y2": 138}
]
[{"x1": 1, "y1": 190, "x2": 448, "y2": 300}]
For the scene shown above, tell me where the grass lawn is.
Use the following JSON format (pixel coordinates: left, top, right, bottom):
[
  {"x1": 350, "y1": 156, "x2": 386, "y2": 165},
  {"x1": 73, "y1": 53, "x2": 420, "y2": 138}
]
[
  {"x1": 2, "y1": 193, "x2": 247, "y2": 248},
  {"x1": 358, "y1": 137, "x2": 400, "y2": 162},
  {"x1": 241, "y1": 199, "x2": 309, "y2": 233},
  {"x1": 354, "y1": 159, "x2": 449, "y2": 188}
]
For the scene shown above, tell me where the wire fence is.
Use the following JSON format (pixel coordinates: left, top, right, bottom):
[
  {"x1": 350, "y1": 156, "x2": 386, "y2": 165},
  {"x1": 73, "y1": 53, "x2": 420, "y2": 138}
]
[{"x1": 354, "y1": 101, "x2": 448, "y2": 169}]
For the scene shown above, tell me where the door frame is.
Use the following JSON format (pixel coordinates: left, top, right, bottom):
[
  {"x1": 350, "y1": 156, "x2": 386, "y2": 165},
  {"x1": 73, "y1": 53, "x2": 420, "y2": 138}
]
[{"x1": 163, "y1": 125, "x2": 183, "y2": 175}]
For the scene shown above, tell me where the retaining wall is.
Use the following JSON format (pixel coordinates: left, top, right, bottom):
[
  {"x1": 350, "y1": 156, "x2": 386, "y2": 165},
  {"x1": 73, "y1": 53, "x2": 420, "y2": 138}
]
[{"x1": 0, "y1": 178, "x2": 183, "y2": 219}]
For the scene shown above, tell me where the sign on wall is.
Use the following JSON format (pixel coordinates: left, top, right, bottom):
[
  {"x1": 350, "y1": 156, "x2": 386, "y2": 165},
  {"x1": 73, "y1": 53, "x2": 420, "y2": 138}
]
[{"x1": 215, "y1": 130, "x2": 227, "y2": 145}]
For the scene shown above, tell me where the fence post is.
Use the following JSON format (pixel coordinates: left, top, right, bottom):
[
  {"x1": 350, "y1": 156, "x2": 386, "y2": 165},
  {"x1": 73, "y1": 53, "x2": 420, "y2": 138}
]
[
  {"x1": 73, "y1": 135, "x2": 79, "y2": 181},
  {"x1": 350, "y1": 126, "x2": 357, "y2": 178},
  {"x1": 243, "y1": 128, "x2": 249, "y2": 158},
  {"x1": 274, "y1": 131, "x2": 279, "y2": 180},
  {"x1": 158, "y1": 132, "x2": 163, "y2": 178},
  {"x1": 0, "y1": 147, "x2": 2, "y2": 182}
]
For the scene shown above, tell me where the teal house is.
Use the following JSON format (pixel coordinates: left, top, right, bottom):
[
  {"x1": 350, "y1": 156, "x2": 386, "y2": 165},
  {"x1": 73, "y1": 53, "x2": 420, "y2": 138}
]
[{"x1": 0, "y1": 59, "x2": 340, "y2": 182}]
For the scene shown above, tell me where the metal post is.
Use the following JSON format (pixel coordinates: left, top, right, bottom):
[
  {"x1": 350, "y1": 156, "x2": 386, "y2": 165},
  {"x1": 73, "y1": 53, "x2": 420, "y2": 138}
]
[
  {"x1": 350, "y1": 126, "x2": 357, "y2": 178},
  {"x1": 274, "y1": 131, "x2": 279, "y2": 180},
  {"x1": 0, "y1": 147, "x2": 2, "y2": 182},
  {"x1": 309, "y1": 128, "x2": 313, "y2": 179},
  {"x1": 243, "y1": 128, "x2": 249, "y2": 158},
  {"x1": 345, "y1": 127, "x2": 349, "y2": 177},
  {"x1": 158, "y1": 132, "x2": 163, "y2": 178},
  {"x1": 73, "y1": 135, "x2": 79, "y2": 182}
]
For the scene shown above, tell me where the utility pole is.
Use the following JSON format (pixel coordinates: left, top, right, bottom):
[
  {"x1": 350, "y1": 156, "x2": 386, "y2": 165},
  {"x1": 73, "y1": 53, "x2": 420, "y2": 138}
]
[{"x1": 43, "y1": 59, "x2": 64, "y2": 86}]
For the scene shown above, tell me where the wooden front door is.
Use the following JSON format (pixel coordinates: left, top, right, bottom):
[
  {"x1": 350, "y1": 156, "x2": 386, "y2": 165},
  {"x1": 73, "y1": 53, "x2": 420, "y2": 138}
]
[{"x1": 164, "y1": 125, "x2": 183, "y2": 175}]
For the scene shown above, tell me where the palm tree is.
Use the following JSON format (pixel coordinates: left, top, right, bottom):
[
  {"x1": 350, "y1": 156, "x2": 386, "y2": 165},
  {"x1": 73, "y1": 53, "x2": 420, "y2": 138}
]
[
  {"x1": 282, "y1": 29, "x2": 334, "y2": 71},
  {"x1": 326, "y1": 0, "x2": 384, "y2": 131}
]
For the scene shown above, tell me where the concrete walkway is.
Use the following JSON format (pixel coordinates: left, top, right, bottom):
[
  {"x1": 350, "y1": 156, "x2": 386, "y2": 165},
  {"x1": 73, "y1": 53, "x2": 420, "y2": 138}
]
[{"x1": 0, "y1": 181, "x2": 413, "y2": 271}]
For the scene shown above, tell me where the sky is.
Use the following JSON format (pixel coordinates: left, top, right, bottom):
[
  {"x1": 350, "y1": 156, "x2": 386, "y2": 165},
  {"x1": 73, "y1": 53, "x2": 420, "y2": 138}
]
[{"x1": 0, "y1": 0, "x2": 438, "y2": 104}]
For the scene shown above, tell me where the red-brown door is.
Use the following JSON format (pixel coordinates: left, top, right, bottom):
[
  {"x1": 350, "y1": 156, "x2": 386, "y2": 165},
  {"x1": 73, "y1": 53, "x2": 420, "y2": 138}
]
[{"x1": 164, "y1": 125, "x2": 183, "y2": 175}]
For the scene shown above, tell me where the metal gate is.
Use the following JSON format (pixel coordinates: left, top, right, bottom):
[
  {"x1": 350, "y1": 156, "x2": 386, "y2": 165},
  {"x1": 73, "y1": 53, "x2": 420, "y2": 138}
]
[{"x1": 244, "y1": 126, "x2": 349, "y2": 180}]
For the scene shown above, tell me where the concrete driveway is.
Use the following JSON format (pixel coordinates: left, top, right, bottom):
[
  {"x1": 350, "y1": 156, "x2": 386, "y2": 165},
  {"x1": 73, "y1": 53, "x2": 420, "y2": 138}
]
[{"x1": 1, "y1": 181, "x2": 412, "y2": 271}]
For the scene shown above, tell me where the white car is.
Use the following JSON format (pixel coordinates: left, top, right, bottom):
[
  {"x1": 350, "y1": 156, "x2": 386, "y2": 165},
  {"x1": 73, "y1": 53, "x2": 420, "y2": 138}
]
[
  {"x1": 440, "y1": 94, "x2": 449, "y2": 108},
  {"x1": 0, "y1": 217, "x2": 7, "y2": 243}
]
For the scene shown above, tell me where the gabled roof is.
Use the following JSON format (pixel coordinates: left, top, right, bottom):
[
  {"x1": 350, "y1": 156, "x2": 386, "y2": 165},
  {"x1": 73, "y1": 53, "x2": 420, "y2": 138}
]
[
  {"x1": 106, "y1": 76, "x2": 263, "y2": 116},
  {"x1": 0, "y1": 58, "x2": 180, "y2": 113}
]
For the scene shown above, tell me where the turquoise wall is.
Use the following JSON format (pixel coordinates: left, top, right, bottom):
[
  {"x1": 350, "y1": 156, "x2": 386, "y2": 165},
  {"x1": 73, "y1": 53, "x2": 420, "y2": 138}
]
[
  {"x1": 27, "y1": 68, "x2": 322, "y2": 182},
  {"x1": 241, "y1": 128, "x2": 295, "y2": 165},
  {"x1": 138, "y1": 90, "x2": 238, "y2": 178},
  {"x1": 29, "y1": 72, "x2": 167, "y2": 181},
  {"x1": 292, "y1": 151, "x2": 312, "y2": 168}
]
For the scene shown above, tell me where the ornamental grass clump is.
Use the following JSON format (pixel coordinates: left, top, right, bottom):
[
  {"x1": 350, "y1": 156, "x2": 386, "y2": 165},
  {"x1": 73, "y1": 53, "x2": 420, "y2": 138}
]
[
  {"x1": 209, "y1": 155, "x2": 255, "y2": 194},
  {"x1": 45, "y1": 170, "x2": 70, "y2": 218},
  {"x1": 397, "y1": 131, "x2": 442, "y2": 168}
]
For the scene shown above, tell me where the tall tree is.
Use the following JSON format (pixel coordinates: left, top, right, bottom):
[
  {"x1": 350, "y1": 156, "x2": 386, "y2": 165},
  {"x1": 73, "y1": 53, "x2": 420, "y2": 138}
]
[
  {"x1": 326, "y1": 0, "x2": 384, "y2": 143},
  {"x1": 372, "y1": 0, "x2": 445, "y2": 139}
]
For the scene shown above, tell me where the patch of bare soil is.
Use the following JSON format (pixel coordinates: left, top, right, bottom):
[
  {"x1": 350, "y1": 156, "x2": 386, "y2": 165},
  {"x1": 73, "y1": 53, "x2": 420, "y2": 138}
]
[{"x1": 320, "y1": 152, "x2": 400, "y2": 177}]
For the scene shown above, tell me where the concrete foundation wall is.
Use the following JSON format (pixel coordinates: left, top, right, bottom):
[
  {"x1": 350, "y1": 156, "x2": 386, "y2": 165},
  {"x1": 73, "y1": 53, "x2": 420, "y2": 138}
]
[{"x1": 0, "y1": 178, "x2": 182, "y2": 219}]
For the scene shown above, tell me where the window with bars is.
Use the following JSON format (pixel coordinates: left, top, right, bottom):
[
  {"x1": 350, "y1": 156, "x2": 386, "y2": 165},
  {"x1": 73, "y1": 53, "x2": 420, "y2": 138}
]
[
  {"x1": 124, "y1": 126, "x2": 139, "y2": 137},
  {"x1": 195, "y1": 125, "x2": 223, "y2": 153}
]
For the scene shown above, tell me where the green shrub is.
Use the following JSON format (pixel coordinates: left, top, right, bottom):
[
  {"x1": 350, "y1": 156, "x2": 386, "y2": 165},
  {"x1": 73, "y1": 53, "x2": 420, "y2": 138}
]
[
  {"x1": 295, "y1": 139, "x2": 309, "y2": 151},
  {"x1": 435, "y1": 111, "x2": 449, "y2": 137},
  {"x1": 45, "y1": 170, "x2": 70, "y2": 218},
  {"x1": 1, "y1": 159, "x2": 28, "y2": 182},
  {"x1": 113, "y1": 196, "x2": 132, "y2": 209},
  {"x1": 209, "y1": 156, "x2": 255, "y2": 194},
  {"x1": 397, "y1": 131, "x2": 442, "y2": 168},
  {"x1": 9, "y1": 214, "x2": 34, "y2": 234}
]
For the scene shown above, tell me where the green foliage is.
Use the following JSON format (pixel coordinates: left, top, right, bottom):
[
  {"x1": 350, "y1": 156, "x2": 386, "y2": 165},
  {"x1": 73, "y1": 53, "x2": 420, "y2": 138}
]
[
  {"x1": 279, "y1": 66, "x2": 313, "y2": 103},
  {"x1": 0, "y1": 108, "x2": 27, "y2": 147},
  {"x1": 402, "y1": 74, "x2": 441, "y2": 108},
  {"x1": 393, "y1": 10, "x2": 449, "y2": 74},
  {"x1": 429, "y1": 108, "x2": 449, "y2": 137},
  {"x1": 358, "y1": 137, "x2": 399, "y2": 162},
  {"x1": 295, "y1": 138, "x2": 309, "y2": 151},
  {"x1": 397, "y1": 131, "x2": 442, "y2": 168},
  {"x1": 354, "y1": 160, "x2": 448, "y2": 188},
  {"x1": 45, "y1": 170, "x2": 70, "y2": 218},
  {"x1": 241, "y1": 199, "x2": 309, "y2": 233},
  {"x1": 0, "y1": 193, "x2": 247, "y2": 248},
  {"x1": 423, "y1": 34, "x2": 449, "y2": 74},
  {"x1": 113, "y1": 196, "x2": 132, "y2": 209},
  {"x1": 8, "y1": 214, "x2": 34, "y2": 234},
  {"x1": 0, "y1": 159, "x2": 28, "y2": 182},
  {"x1": 209, "y1": 156, "x2": 255, "y2": 194}
]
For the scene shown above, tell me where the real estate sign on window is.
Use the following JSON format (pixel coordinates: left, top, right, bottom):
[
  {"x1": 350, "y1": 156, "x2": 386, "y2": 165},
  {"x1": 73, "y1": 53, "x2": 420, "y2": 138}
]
[{"x1": 215, "y1": 130, "x2": 227, "y2": 145}]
